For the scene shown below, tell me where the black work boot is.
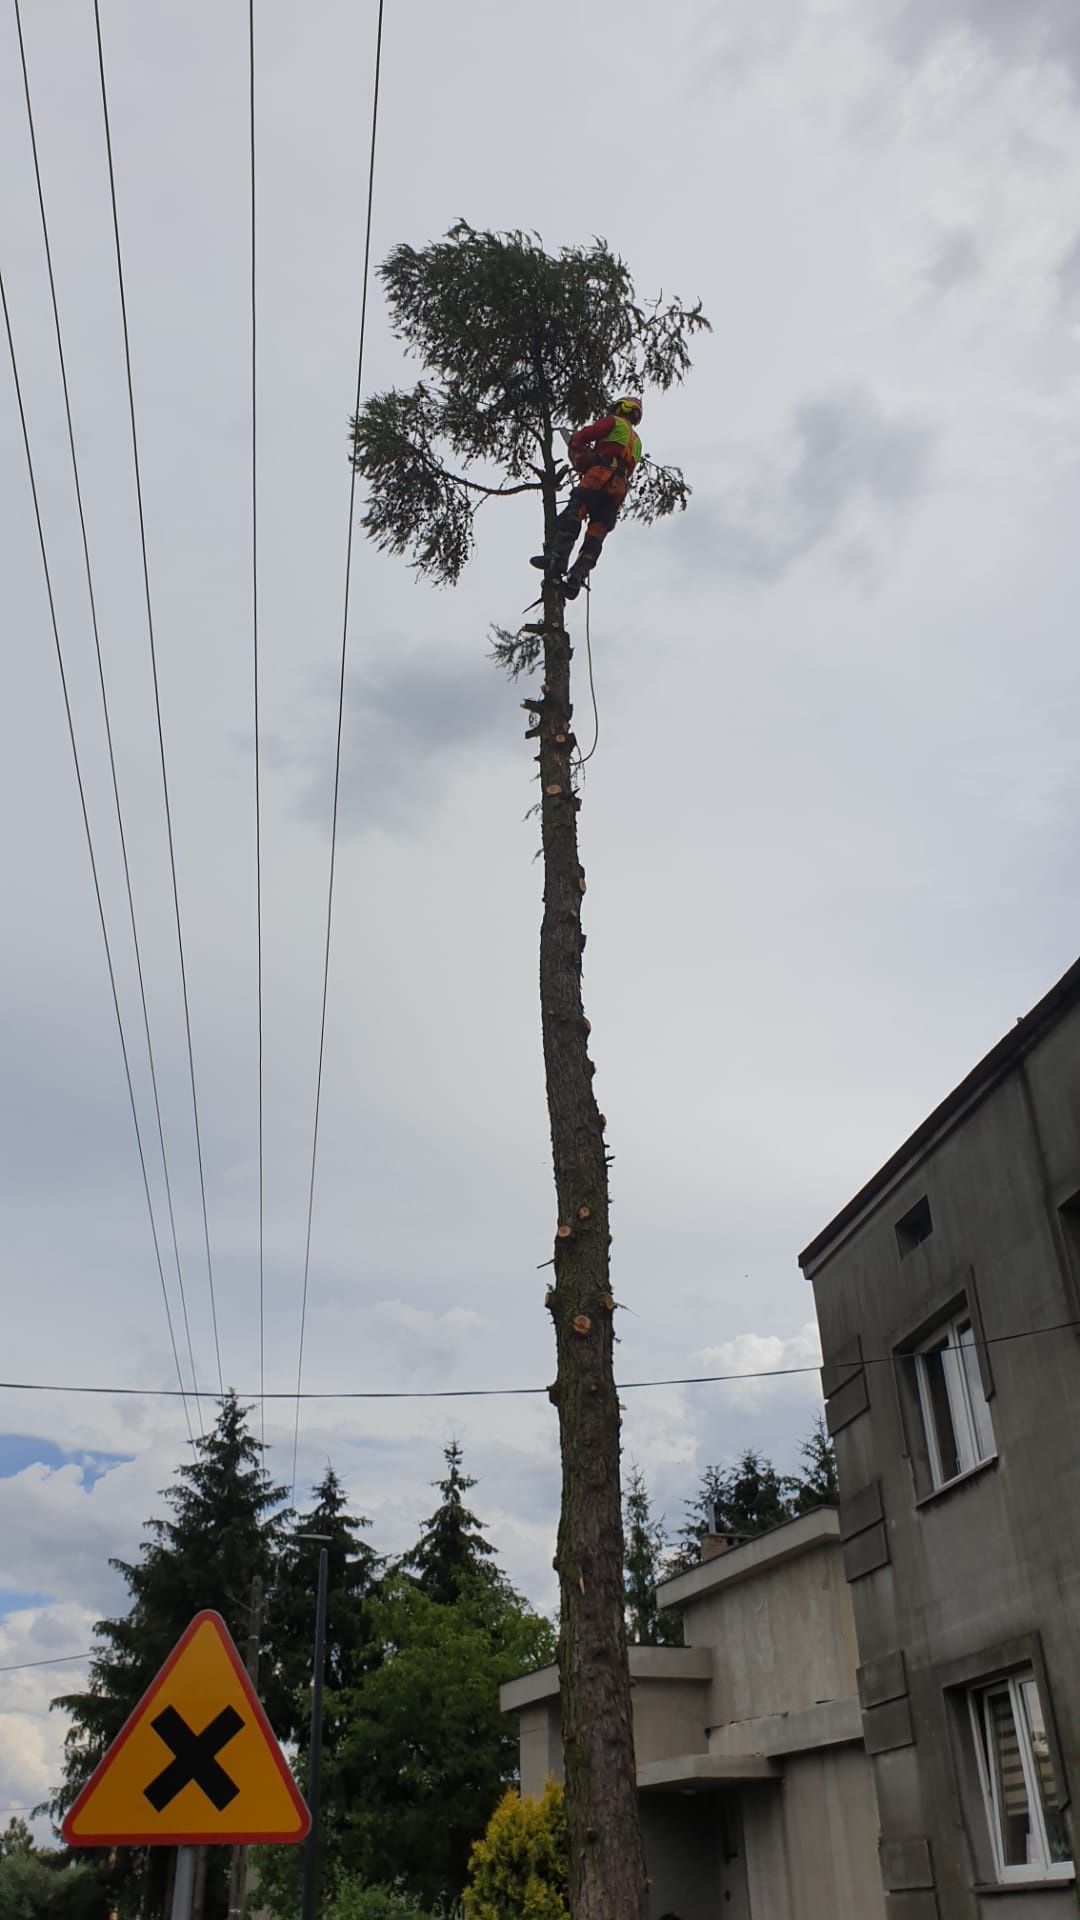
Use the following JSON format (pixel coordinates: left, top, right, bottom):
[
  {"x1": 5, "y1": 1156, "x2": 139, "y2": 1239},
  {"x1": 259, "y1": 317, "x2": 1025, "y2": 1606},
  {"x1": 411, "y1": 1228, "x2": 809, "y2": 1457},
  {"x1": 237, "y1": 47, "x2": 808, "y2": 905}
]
[{"x1": 563, "y1": 536, "x2": 601, "y2": 600}]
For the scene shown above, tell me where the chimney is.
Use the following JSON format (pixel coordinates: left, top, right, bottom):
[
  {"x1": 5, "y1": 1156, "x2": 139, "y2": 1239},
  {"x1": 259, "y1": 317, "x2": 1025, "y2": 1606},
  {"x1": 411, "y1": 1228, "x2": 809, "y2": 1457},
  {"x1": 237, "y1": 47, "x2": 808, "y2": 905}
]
[{"x1": 699, "y1": 1530, "x2": 743, "y2": 1562}]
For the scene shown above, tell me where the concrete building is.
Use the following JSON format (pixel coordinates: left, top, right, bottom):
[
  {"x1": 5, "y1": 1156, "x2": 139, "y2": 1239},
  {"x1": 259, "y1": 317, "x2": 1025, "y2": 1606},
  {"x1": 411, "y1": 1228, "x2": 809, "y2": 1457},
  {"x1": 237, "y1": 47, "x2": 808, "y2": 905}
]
[
  {"x1": 501, "y1": 1507, "x2": 887, "y2": 1920},
  {"x1": 801, "y1": 956, "x2": 1080, "y2": 1917}
]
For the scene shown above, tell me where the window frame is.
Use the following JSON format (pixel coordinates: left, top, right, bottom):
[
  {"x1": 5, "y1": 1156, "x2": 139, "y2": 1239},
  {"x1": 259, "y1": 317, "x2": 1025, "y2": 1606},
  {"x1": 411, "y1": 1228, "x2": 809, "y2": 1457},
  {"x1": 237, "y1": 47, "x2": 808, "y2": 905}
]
[
  {"x1": 968, "y1": 1669, "x2": 1073, "y2": 1885},
  {"x1": 913, "y1": 1310, "x2": 996, "y2": 1490}
]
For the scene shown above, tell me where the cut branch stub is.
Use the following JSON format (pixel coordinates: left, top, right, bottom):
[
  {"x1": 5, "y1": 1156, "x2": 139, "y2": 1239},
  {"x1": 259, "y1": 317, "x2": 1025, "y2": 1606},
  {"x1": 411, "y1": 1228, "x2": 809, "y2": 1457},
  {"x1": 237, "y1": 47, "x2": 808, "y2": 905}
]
[
  {"x1": 556, "y1": 1223, "x2": 573, "y2": 1241},
  {"x1": 545, "y1": 783, "x2": 565, "y2": 797},
  {"x1": 572, "y1": 1314, "x2": 592, "y2": 1336},
  {"x1": 577, "y1": 1205, "x2": 592, "y2": 1221}
]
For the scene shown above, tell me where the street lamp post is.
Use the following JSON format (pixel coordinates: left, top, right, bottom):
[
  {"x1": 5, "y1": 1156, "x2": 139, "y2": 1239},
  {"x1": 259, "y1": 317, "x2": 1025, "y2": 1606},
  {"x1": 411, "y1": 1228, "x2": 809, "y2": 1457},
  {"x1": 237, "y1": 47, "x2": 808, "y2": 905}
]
[{"x1": 297, "y1": 1534, "x2": 331, "y2": 1920}]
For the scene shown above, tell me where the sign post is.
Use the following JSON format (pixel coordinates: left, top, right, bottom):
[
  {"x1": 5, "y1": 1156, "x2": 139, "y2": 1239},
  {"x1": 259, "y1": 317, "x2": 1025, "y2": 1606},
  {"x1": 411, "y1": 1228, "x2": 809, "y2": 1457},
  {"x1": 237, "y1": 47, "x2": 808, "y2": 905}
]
[
  {"x1": 171, "y1": 1846, "x2": 197, "y2": 1920},
  {"x1": 62, "y1": 1612, "x2": 310, "y2": 1854}
]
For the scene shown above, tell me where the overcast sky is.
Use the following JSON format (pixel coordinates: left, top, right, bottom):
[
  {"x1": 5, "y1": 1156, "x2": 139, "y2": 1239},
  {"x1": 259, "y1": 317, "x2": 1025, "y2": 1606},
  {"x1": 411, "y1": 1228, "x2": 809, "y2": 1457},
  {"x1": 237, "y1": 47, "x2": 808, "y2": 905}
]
[{"x1": 3, "y1": 0, "x2": 1080, "y2": 1829}]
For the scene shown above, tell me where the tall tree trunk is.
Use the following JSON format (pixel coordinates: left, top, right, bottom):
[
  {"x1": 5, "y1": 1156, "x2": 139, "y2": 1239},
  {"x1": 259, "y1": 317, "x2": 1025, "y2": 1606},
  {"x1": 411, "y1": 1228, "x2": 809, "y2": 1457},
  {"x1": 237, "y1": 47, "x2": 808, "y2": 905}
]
[{"x1": 536, "y1": 563, "x2": 647, "y2": 1920}]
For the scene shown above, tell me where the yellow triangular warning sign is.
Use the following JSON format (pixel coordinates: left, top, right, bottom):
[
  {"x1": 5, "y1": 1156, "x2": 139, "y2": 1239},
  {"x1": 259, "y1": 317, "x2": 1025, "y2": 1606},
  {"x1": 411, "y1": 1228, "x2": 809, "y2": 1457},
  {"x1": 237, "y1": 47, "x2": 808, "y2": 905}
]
[{"x1": 62, "y1": 1611, "x2": 310, "y2": 1847}]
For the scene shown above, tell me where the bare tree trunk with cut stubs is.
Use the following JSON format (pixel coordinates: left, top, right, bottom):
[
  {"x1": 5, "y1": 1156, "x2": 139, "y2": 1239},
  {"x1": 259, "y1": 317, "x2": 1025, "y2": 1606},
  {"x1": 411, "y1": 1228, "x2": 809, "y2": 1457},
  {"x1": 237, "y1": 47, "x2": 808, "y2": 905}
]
[{"x1": 530, "y1": 478, "x2": 647, "y2": 1920}]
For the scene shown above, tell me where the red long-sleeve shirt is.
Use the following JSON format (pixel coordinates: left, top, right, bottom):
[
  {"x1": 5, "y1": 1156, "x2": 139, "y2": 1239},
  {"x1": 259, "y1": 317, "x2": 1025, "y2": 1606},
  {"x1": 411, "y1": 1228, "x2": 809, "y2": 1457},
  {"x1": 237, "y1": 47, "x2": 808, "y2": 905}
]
[{"x1": 569, "y1": 414, "x2": 641, "y2": 474}]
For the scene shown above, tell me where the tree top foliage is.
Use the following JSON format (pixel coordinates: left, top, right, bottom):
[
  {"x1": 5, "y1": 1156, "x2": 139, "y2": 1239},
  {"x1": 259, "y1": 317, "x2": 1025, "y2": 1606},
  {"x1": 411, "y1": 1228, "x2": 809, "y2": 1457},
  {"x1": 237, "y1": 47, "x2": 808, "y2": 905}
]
[
  {"x1": 351, "y1": 222, "x2": 710, "y2": 585},
  {"x1": 402, "y1": 1438, "x2": 499, "y2": 1607}
]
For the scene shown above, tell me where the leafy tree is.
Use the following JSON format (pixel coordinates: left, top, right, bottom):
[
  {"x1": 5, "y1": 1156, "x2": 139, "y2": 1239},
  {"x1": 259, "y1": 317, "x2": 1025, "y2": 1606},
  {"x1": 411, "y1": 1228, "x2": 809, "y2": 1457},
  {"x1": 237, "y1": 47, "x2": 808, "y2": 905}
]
[
  {"x1": 788, "y1": 1413, "x2": 839, "y2": 1512},
  {"x1": 333, "y1": 1573, "x2": 556, "y2": 1905},
  {"x1": 0, "y1": 1821, "x2": 105, "y2": 1920},
  {"x1": 0, "y1": 1821, "x2": 33, "y2": 1862},
  {"x1": 622, "y1": 1465, "x2": 681, "y2": 1647},
  {"x1": 53, "y1": 1393, "x2": 286, "y2": 1919},
  {"x1": 402, "y1": 1440, "x2": 496, "y2": 1605},
  {"x1": 351, "y1": 219, "x2": 707, "y2": 1920},
  {"x1": 465, "y1": 1780, "x2": 568, "y2": 1920}
]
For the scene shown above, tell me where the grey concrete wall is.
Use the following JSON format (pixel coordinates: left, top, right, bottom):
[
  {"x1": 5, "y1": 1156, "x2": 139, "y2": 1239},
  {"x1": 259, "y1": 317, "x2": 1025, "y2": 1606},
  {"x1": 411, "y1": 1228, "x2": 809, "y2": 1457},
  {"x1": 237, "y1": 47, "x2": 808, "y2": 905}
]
[
  {"x1": 741, "y1": 1748, "x2": 887, "y2": 1920},
  {"x1": 630, "y1": 1674, "x2": 710, "y2": 1769},
  {"x1": 506, "y1": 1654, "x2": 710, "y2": 1795},
  {"x1": 639, "y1": 1793, "x2": 751, "y2": 1920},
  {"x1": 518, "y1": 1701, "x2": 563, "y2": 1798},
  {"x1": 805, "y1": 986, "x2": 1080, "y2": 1917},
  {"x1": 680, "y1": 1538, "x2": 859, "y2": 1730}
]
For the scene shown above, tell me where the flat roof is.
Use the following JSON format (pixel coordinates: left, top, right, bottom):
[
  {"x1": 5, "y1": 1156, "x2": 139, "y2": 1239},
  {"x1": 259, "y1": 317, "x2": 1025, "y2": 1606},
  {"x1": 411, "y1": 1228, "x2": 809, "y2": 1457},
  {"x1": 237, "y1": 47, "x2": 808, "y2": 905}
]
[
  {"x1": 637, "y1": 1753, "x2": 779, "y2": 1792},
  {"x1": 500, "y1": 1646, "x2": 712, "y2": 1714},
  {"x1": 799, "y1": 953, "x2": 1080, "y2": 1275},
  {"x1": 656, "y1": 1506, "x2": 840, "y2": 1610}
]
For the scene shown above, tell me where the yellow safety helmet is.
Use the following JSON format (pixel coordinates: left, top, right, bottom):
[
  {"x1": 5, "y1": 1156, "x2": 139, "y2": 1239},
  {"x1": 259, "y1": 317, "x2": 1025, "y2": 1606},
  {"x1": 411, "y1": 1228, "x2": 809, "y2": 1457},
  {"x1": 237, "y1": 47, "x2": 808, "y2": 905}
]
[{"x1": 614, "y1": 395, "x2": 643, "y2": 422}]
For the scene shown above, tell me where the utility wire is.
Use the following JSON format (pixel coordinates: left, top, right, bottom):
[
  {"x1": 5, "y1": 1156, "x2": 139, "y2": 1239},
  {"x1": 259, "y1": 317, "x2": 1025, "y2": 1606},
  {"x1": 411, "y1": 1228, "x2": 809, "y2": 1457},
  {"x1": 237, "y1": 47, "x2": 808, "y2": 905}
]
[
  {"x1": 0, "y1": 1654, "x2": 91, "y2": 1676},
  {"x1": 93, "y1": 0, "x2": 223, "y2": 1396},
  {"x1": 248, "y1": 0, "x2": 265, "y2": 1451},
  {"x1": 14, "y1": 0, "x2": 203, "y2": 1432},
  {"x1": 1, "y1": 267, "x2": 194, "y2": 1449},
  {"x1": 291, "y1": 0, "x2": 386, "y2": 1496},
  {"x1": 2, "y1": 1312, "x2": 1079, "y2": 1405}
]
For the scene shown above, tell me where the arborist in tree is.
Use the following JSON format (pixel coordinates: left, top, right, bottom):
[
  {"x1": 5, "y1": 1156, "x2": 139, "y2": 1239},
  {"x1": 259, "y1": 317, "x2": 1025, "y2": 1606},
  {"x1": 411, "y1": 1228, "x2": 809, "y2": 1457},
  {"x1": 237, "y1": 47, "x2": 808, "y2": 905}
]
[{"x1": 531, "y1": 396, "x2": 643, "y2": 599}]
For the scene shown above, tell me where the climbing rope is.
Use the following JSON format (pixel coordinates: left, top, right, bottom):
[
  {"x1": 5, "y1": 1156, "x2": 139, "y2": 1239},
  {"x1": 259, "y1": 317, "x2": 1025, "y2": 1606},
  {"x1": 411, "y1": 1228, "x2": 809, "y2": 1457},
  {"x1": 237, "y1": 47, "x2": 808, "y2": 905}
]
[{"x1": 575, "y1": 584, "x2": 600, "y2": 770}]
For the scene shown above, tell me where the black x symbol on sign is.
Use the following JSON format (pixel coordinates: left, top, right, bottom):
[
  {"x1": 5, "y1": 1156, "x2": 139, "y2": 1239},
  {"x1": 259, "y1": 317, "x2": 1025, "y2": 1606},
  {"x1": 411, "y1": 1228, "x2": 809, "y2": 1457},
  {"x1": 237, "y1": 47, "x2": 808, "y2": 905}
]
[{"x1": 144, "y1": 1704, "x2": 244, "y2": 1813}]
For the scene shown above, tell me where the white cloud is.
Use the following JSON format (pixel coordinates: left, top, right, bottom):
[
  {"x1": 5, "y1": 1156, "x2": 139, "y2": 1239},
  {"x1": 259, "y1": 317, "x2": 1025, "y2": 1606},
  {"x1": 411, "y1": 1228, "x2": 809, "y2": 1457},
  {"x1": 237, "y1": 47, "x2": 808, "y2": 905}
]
[{"x1": 693, "y1": 1324, "x2": 824, "y2": 1415}]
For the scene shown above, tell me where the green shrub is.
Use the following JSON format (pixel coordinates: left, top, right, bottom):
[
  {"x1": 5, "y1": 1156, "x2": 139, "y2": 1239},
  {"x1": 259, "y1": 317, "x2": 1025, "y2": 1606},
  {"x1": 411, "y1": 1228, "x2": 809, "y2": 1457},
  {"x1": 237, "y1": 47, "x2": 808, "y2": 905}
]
[
  {"x1": 323, "y1": 1874, "x2": 446, "y2": 1920},
  {"x1": 464, "y1": 1781, "x2": 567, "y2": 1920}
]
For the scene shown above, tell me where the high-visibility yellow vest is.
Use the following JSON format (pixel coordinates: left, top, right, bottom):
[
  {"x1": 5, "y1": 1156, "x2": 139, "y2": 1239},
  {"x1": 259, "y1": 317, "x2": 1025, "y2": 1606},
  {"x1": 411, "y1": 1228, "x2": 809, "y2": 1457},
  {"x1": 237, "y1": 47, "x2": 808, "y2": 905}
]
[{"x1": 605, "y1": 414, "x2": 643, "y2": 466}]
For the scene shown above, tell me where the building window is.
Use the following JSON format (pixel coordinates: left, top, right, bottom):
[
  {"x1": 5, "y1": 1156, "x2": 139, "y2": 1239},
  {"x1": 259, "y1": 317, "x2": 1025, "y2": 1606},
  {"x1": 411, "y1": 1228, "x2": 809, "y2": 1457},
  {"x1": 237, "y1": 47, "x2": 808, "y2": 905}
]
[
  {"x1": 914, "y1": 1312, "x2": 995, "y2": 1488},
  {"x1": 970, "y1": 1672, "x2": 1072, "y2": 1882},
  {"x1": 895, "y1": 1195, "x2": 933, "y2": 1256}
]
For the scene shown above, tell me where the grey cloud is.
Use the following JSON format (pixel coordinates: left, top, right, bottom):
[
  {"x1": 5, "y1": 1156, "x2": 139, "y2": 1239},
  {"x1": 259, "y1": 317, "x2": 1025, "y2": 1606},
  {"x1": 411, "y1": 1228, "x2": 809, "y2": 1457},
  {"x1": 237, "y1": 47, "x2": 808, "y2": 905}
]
[
  {"x1": 691, "y1": 388, "x2": 936, "y2": 583},
  {"x1": 1058, "y1": 232, "x2": 1080, "y2": 303},
  {"x1": 261, "y1": 644, "x2": 513, "y2": 835},
  {"x1": 925, "y1": 227, "x2": 983, "y2": 293},
  {"x1": 889, "y1": 0, "x2": 1080, "y2": 93}
]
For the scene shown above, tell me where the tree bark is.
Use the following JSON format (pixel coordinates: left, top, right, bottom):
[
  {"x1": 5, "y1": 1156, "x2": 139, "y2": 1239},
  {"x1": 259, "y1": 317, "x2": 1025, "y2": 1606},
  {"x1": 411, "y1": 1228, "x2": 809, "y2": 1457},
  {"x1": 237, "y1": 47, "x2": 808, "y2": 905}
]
[{"x1": 536, "y1": 555, "x2": 647, "y2": 1920}]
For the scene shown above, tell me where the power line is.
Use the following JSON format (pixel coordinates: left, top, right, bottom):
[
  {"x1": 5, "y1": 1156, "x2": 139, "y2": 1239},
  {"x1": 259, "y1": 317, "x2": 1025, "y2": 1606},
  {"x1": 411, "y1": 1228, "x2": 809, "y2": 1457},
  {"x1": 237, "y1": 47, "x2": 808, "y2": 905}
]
[
  {"x1": 248, "y1": 0, "x2": 265, "y2": 1451},
  {"x1": 2, "y1": 1311, "x2": 1079, "y2": 1405},
  {"x1": 0, "y1": 268, "x2": 194, "y2": 1449},
  {"x1": 14, "y1": 0, "x2": 204, "y2": 1432},
  {"x1": 92, "y1": 0, "x2": 224, "y2": 1398},
  {"x1": 291, "y1": 0, "x2": 386, "y2": 1496},
  {"x1": 0, "y1": 1653, "x2": 91, "y2": 1676}
]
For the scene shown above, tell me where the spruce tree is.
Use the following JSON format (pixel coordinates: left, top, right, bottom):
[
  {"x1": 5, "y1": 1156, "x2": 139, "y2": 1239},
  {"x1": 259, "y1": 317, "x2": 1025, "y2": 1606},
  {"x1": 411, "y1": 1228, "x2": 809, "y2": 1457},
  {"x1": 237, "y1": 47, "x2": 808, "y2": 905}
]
[
  {"x1": 53, "y1": 1393, "x2": 286, "y2": 1918},
  {"x1": 351, "y1": 221, "x2": 707, "y2": 1920},
  {"x1": 258, "y1": 1466, "x2": 381, "y2": 1920},
  {"x1": 622, "y1": 1464, "x2": 681, "y2": 1647},
  {"x1": 673, "y1": 1448, "x2": 797, "y2": 1568},
  {"x1": 402, "y1": 1439, "x2": 496, "y2": 1605},
  {"x1": 274, "y1": 1463, "x2": 381, "y2": 1738},
  {"x1": 788, "y1": 1413, "x2": 839, "y2": 1512}
]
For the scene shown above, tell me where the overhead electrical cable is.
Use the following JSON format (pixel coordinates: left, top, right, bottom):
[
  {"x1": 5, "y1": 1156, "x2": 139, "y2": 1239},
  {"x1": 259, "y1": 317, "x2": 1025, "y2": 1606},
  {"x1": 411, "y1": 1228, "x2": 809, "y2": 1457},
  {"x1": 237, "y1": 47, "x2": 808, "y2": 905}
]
[
  {"x1": 0, "y1": 1653, "x2": 92, "y2": 1675},
  {"x1": 248, "y1": 0, "x2": 265, "y2": 1450},
  {"x1": 1, "y1": 266, "x2": 194, "y2": 1449},
  {"x1": 92, "y1": 0, "x2": 223, "y2": 1396},
  {"x1": 290, "y1": 0, "x2": 386, "y2": 1496},
  {"x1": 14, "y1": 0, "x2": 204, "y2": 1431},
  {"x1": 1, "y1": 1311, "x2": 1078, "y2": 1405}
]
